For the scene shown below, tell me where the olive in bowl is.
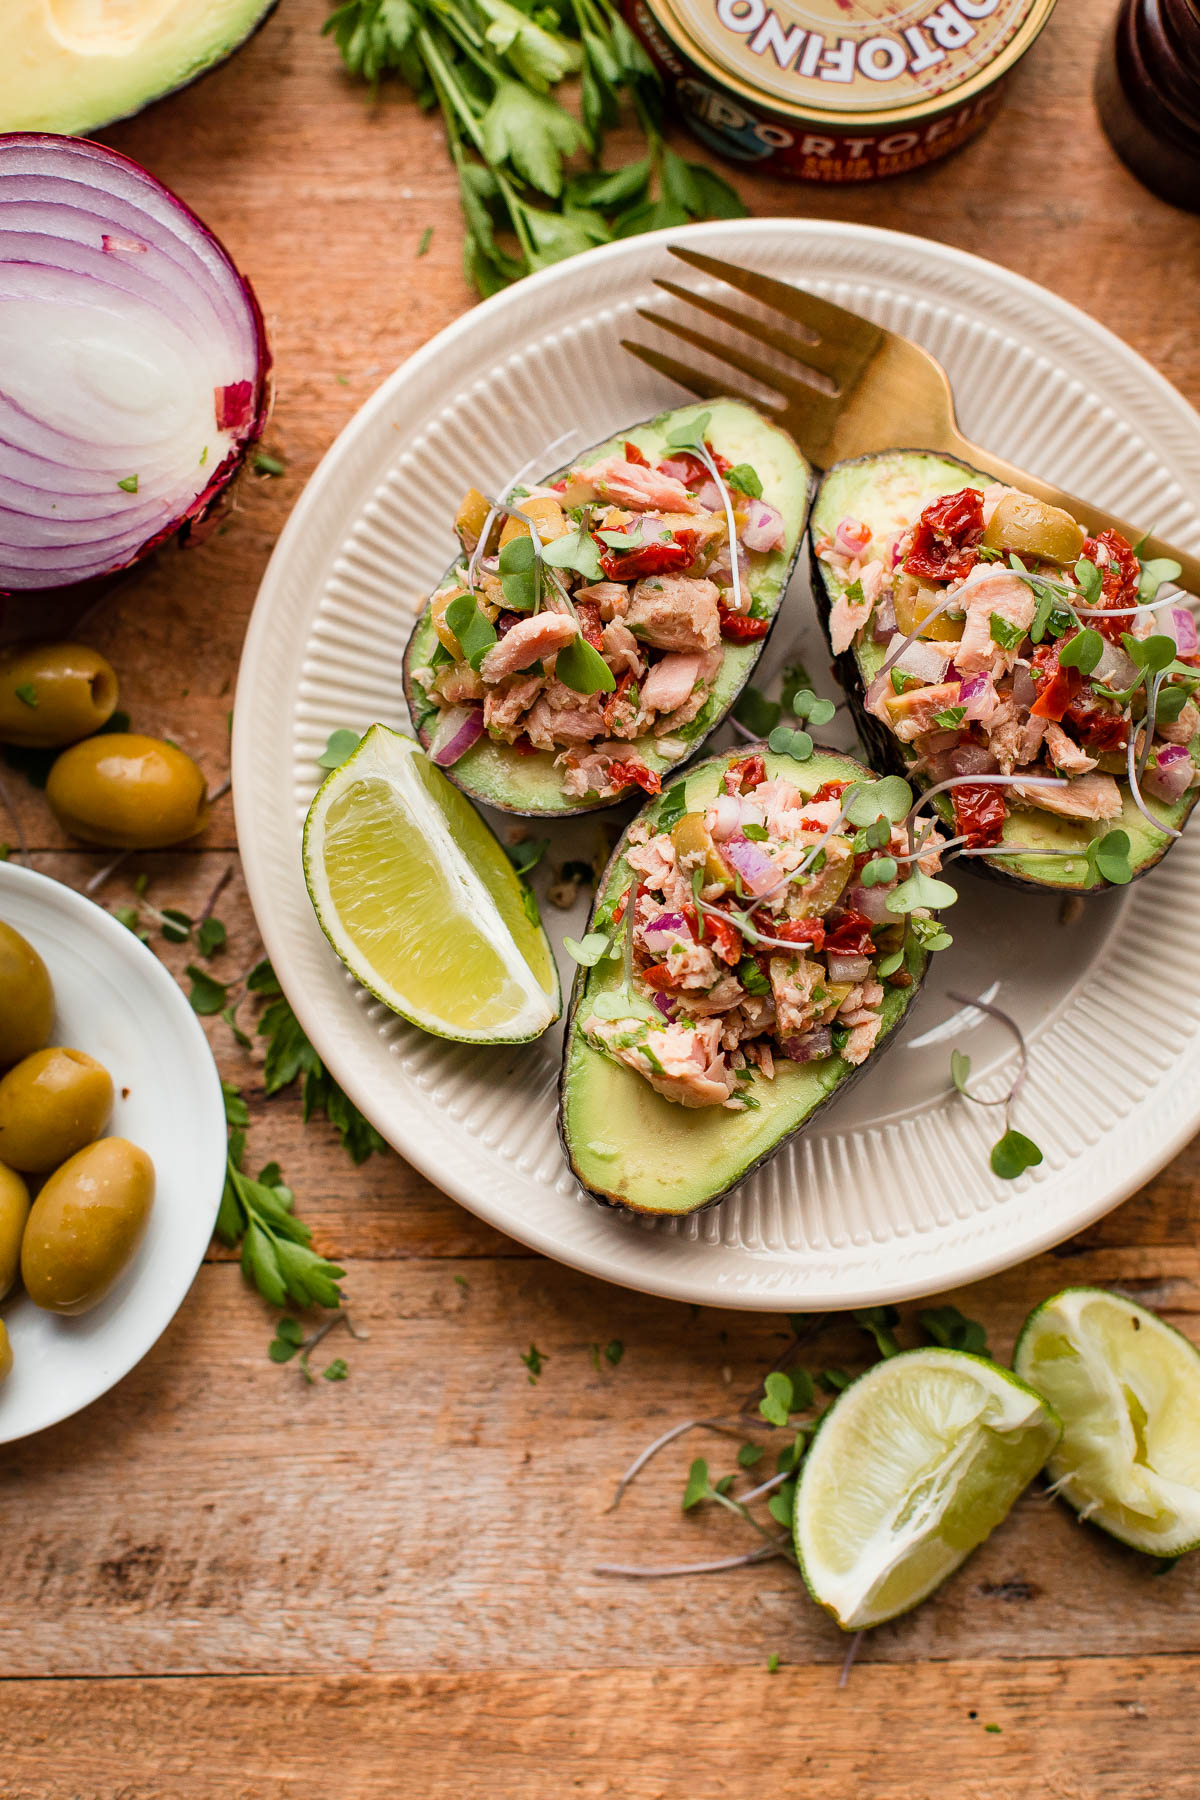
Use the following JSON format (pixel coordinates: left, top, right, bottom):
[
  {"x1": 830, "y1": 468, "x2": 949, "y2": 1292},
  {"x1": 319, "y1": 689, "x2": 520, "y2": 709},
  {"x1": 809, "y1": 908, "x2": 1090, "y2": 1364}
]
[
  {"x1": 0, "y1": 921, "x2": 54, "y2": 1068},
  {"x1": 0, "y1": 1321, "x2": 11, "y2": 1385},
  {"x1": 21, "y1": 1138, "x2": 155, "y2": 1315},
  {"x1": 0, "y1": 643, "x2": 119, "y2": 748},
  {"x1": 0, "y1": 1047, "x2": 113, "y2": 1174},
  {"x1": 0, "y1": 1163, "x2": 30, "y2": 1299},
  {"x1": 46, "y1": 734, "x2": 210, "y2": 849}
]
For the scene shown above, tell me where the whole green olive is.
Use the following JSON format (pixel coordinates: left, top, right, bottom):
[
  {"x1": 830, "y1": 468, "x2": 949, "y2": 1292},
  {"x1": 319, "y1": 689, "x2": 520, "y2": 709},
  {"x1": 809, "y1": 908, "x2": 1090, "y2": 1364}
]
[
  {"x1": 0, "y1": 921, "x2": 54, "y2": 1068},
  {"x1": 0, "y1": 1320, "x2": 10, "y2": 1385},
  {"x1": 0, "y1": 643, "x2": 119, "y2": 748},
  {"x1": 21, "y1": 1137, "x2": 155, "y2": 1315},
  {"x1": 0, "y1": 1163, "x2": 30, "y2": 1300},
  {"x1": 0, "y1": 1047, "x2": 113, "y2": 1174},
  {"x1": 45, "y1": 733, "x2": 210, "y2": 849}
]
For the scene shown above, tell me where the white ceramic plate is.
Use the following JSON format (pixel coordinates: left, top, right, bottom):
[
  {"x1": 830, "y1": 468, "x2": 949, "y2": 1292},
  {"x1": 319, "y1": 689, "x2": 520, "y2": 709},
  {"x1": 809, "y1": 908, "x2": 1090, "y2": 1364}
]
[
  {"x1": 233, "y1": 218, "x2": 1200, "y2": 1311},
  {"x1": 0, "y1": 863, "x2": 227, "y2": 1440}
]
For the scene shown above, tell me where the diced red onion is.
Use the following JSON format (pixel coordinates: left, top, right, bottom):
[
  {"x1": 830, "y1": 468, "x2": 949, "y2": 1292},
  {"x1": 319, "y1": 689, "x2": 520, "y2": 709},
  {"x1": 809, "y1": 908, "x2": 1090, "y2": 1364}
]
[
  {"x1": 1172, "y1": 607, "x2": 1198, "y2": 655},
  {"x1": 834, "y1": 518, "x2": 871, "y2": 557},
  {"x1": 872, "y1": 596, "x2": 897, "y2": 643},
  {"x1": 707, "y1": 793, "x2": 743, "y2": 841},
  {"x1": 847, "y1": 883, "x2": 893, "y2": 923},
  {"x1": 958, "y1": 671, "x2": 996, "y2": 720},
  {"x1": 742, "y1": 501, "x2": 785, "y2": 553},
  {"x1": 882, "y1": 633, "x2": 954, "y2": 686},
  {"x1": 696, "y1": 478, "x2": 724, "y2": 511},
  {"x1": 430, "y1": 703, "x2": 484, "y2": 766},
  {"x1": 707, "y1": 539, "x2": 749, "y2": 588},
  {"x1": 828, "y1": 952, "x2": 871, "y2": 984},
  {"x1": 781, "y1": 1026, "x2": 833, "y2": 1063},
  {"x1": 721, "y1": 833, "x2": 777, "y2": 895},
  {"x1": 642, "y1": 911, "x2": 688, "y2": 951},
  {"x1": 1144, "y1": 743, "x2": 1195, "y2": 803},
  {"x1": 0, "y1": 134, "x2": 269, "y2": 594},
  {"x1": 652, "y1": 992, "x2": 676, "y2": 1021}
]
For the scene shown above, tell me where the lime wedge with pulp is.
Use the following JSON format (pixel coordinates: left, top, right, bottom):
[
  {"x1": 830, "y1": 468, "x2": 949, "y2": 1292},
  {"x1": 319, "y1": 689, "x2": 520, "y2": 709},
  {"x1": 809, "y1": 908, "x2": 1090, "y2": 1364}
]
[
  {"x1": 1014, "y1": 1286, "x2": 1200, "y2": 1557},
  {"x1": 794, "y1": 1347, "x2": 1060, "y2": 1630},
  {"x1": 303, "y1": 725, "x2": 560, "y2": 1043}
]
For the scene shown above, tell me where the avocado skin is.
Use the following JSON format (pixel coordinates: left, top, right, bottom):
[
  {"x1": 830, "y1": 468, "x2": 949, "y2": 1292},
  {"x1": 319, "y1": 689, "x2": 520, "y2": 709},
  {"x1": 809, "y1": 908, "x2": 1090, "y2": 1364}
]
[
  {"x1": 557, "y1": 741, "x2": 930, "y2": 1216},
  {"x1": 807, "y1": 450, "x2": 1199, "y2": 896},
  {"x1": 402, "y1": 400, "x2": 813, "y2": 817}
]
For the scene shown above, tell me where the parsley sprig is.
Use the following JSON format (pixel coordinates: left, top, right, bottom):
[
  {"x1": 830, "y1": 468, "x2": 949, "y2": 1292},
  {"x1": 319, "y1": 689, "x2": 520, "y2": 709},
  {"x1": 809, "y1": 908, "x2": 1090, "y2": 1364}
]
[
  {"x1": 217, "y1": 1083, "x2": 347, "y2": 1309},
  {"x1": 324, "y1": 0, "x2": 745, "y2": 298}
]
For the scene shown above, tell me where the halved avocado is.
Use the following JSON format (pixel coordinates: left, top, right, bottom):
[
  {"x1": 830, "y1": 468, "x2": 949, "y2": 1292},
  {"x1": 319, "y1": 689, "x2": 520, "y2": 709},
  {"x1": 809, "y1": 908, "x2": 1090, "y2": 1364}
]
[
  {"x1": 402, "y1": 399, "x2": 812, "y2": 817},
  {"x1": 558, "y1": 742, "x2": 933, "y2": 1216},
  {"x1": 0, "y1": 0, "x2": 277, "y2": 135},
  {"x1": 809, "y1": 450, "x2": 1200, "y2": 895}
]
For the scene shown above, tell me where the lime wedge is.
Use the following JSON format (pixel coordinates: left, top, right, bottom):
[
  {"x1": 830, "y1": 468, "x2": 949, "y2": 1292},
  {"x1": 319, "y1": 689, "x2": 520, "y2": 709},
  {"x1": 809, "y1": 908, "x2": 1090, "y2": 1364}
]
[
  {"x1": 1014, "y1": 1286, "x2": 1200, "y2": 1557},
  {"x1": 794, "y1": 1348, "x2": 1060, "y2": 1630},
  {"x1": 303, "y1": 725, "x2": 560, "y2": 1043}
]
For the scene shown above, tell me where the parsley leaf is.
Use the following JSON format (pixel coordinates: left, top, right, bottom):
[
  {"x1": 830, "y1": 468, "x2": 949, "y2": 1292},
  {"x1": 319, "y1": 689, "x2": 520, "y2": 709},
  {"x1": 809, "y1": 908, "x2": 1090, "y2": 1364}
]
[
  {"x1": 725, "y1": 462, "x2": 762, "y2": 498},
  {"x1": 989, "y1": 612, "x2": 1025, "y2": 650},
  {"x1": 521, "y1": 1343, "x2": 547, "y2": 1385},
  {"x1": 919, "y1": 1305, "x2": 990, "y2": 1356},
  {"x1": 657, "y1": 781, "x2": 688, "y2": 832},
  {"x1": 853, "y1": 1306, "x2": 902, "y2": 1359},
  {"x1": 681, "y1": 1456, "x2": 711, "y2": 1511}
]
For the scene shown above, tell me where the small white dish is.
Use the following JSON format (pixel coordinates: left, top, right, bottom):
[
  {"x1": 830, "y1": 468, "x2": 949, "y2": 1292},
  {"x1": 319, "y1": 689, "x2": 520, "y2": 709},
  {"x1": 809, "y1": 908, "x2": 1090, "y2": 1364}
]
[{"x1": 0, "y1": 861, "x2": 226, "y2": 1443}]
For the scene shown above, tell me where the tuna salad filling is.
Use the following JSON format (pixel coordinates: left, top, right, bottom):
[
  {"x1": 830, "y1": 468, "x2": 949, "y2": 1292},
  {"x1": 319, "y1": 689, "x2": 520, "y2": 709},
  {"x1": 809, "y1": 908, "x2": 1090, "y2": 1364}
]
[
  {"x1": 579, "y1": 755, "x2": 946, "y2": 1109},
  {"x1": 818, "y1": 485, "x2": 1200, "y2": 846},
  {"x1": 409, "y1": 438, "x2": 787, "y2": 803}
]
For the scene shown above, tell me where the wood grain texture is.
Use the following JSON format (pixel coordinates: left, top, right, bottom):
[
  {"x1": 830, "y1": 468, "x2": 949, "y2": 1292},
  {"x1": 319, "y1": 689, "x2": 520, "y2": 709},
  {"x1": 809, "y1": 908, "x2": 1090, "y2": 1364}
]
[{"x1": 1, "y1": 0, "x2": 1199, "y2": 1791}]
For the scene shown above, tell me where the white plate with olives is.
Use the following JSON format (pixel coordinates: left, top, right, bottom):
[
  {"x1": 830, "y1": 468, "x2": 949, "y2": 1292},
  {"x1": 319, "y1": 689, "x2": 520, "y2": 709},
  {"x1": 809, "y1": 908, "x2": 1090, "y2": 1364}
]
[{"x1": 0, "y1": 862, "x2": 227, "y2": 1444}]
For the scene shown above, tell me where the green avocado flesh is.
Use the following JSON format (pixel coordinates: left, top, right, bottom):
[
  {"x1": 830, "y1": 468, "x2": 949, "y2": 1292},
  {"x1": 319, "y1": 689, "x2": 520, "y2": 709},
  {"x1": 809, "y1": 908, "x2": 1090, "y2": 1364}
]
[
  {"x1": 1, "y1": 0, "x2": 275, "y2": 134},
  {"x1": 809, "y1": 450, "x2": 1198, "y2": 893},
  {"x1": 558, "y1": 746, "x2": 928, "y2": 1216},
  {"x1": 403, "y1": 399, "x2": 812, "y2": 817}
]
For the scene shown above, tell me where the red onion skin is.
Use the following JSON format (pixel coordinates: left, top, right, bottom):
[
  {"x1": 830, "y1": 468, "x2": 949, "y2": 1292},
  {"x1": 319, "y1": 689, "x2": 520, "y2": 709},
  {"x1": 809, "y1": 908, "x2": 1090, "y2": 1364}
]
[
  {"x1": 872, "y1": 597, "x2": 897, "y2": 643},
  {"x1": 781, "y1": 1027, "x2": 833, "y2": 1062},
  {"x1": 652, "y1": 992, "x2": 676, "y2": 1021},
  {"x1": 430, "y1": 704, "x2": 484, "y2": 766},
  {"x1": 0, "y1": 133, "x2": 271, "y2": 601},
  {"x1": 958, "y1": 671, "x2": 996, "y2": 720},
  {"x1": 722, "y1": 834, "x2": 778, "y2": 895},
  {"x1": 1144, "y1": 745, "x2": 1194, "y2": 803},
  {"x1": 642, "y1": 911, "x2": 688, "y2": 950},
  {"x1": 742, "y1": 503, "x2": 785, "y2": 553},
  {"x1": 1172, "y1": 607, "x2": 1198, "y2": 656}
]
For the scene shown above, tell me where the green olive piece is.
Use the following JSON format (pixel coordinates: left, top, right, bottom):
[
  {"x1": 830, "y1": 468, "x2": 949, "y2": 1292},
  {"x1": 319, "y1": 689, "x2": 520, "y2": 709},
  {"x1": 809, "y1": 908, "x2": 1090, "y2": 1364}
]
[
  {"x1": 0, "y1": 643, "x2": 119, "y2": 748},
  {"x1": 45, "y1": 733, "x2": 209, "y2": 849},
  {"x1": 0, "y1": 921, "x2": 54, "y2": 1068},
  {"x1": 0, "y1": 1320, "x2": 11, "y2": 1385},
  {"x1": 982, "y1": 493, "x2": 1086, "y2": 566},
  {"x1": 21, "y1": 1137, "x2": 155, "y2": 1316},
  {"x1": 0, "y1": 1164, "x2": 30, "y2": 1300},
  {"x1": 0, "y1": 1047, "x2": 113, "y2": 1174}
]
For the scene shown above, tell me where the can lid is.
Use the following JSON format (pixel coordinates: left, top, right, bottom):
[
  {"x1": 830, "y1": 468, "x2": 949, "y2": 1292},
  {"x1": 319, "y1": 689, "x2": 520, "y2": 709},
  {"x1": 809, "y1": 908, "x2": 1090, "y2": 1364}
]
[{"x1": 641, "y1": 0, "x2": 1057, "y2": 123}]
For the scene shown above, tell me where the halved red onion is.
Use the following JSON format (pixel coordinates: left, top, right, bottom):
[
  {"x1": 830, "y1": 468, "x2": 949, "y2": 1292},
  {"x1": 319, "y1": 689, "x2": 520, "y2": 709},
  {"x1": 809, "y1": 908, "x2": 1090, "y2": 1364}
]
[
  {"x1": 871, "y1": 595, "x2": 897, "y2": 642},
  {"x1": 742, "y1": 501, "x2": 785, "y2": 553},
  {"x1": 958, "y1": 671, "x2": 996, "y2": 720},
  {"x1": 642, "y1": 911, "x2": 688, "y2": 951},
  {"x1": 722, "y1": 833, "x2": 777, "y2": 895},
  {"x1": 780, "y1": 1026, "x2": 833, "y2": 1062},
  {"x1": 827, "y1": 952, "x2": 871, "y2": 984},
  {"x1": 846, "y1": 882, "x2": 893, "y2": 923},
  {"x1": 430, "y1": 703, "x2": 484, "y2": 766},
  {"x1": 1171, "y1": 606, "x2": 1198, "y2": 656},
  {"x1": 0, "y1": 134, "x2": 269, "y2": 595},
  {"x1": 1144, "y1": 743, "x2": 1195, "y2": 803}
]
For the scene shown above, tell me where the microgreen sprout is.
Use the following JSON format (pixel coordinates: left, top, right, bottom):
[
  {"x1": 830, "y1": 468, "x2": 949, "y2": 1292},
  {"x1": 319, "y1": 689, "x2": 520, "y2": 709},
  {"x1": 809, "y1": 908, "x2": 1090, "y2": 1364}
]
[
  {"x1": 465, "y1": 429, "x2": 580, "y2": 595},
  {"x1": 946, "y1": 990, "x2": 1043, "y2": 1181},
  {"x1": 665, "y1": 411, "x2": 742, "y2": 615}
]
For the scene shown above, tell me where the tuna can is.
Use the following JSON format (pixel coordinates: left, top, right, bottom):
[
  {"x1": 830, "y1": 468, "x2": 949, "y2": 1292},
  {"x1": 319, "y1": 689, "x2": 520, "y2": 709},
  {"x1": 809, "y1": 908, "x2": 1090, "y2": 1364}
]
[{"x1": 625, "y1": 0, "x2": 1058, "y2": 180}]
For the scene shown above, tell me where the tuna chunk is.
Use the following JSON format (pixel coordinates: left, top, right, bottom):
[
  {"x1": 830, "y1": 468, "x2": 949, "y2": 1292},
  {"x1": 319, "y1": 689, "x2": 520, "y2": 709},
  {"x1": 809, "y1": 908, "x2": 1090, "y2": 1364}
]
[
  {"x1": 1044, "y1": 722, "x2": 1098, "y2": 776},
  {"x1": 768, "y1": 953, "x2": 826, "y2": 1039},
  {"x1": 564, "y1": 455, "x2": 702, "y2": 515},
  {"x1": 640, "y1": 652, "x2": 703, "y2": 714},
  {"x1": 584, "y1": 1014, "x2": 735, "y2": 1107},
  {"x1": 483, "y1": 673, "x2": 541, "y2": 740},
  {"x1": 953, "y1": 565, "x2": 1036, "y2": 677},
  {"x1": 1159, "y1": 700, "x2": 1200, "y2": 746},
  {"x1": 843, "y1": 1018, "x2": 883, "y2": 1065},
  {"x1": 480, "y1": 612, "x2": 577, "y2": 681},
  {"x1": 523, "y1": 677, "x2": 607, "y2": 748},
  {"x1": 1011, "y1": 772, "x2": 1122, "y2": 820},
  {"x1": 625, "y1": 576, "x2": 721, "y2": 652},
  {"x1": 601, "y1": 618, "x2": 644, "y2": 677},
  {"x1": 577, "y1": 581, "x2": 630, "y2": 621},
  {"x1": 829, "y1": 559, "x2": 886, "y2": 656}
]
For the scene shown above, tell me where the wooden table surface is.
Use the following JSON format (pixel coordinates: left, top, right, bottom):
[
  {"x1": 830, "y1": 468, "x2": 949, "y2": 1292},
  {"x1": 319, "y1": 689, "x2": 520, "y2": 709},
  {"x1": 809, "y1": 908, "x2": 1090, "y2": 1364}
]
[{"x1": 3, "y1": 2, "x2": 1200, "y2": 1793}]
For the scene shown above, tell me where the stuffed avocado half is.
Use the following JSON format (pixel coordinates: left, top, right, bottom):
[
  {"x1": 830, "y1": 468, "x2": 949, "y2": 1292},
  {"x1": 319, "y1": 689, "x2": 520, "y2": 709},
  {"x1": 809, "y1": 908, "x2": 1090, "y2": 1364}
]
[
  {"x1": 808, "y1": 451, "x2": 1200, "y2": 894},
  {"x1": 559, "y1": 743, "x2": 950, "y2": 1216},
  {"x1": 403, "y1": 400, "x2": 812, "y2": 817}
]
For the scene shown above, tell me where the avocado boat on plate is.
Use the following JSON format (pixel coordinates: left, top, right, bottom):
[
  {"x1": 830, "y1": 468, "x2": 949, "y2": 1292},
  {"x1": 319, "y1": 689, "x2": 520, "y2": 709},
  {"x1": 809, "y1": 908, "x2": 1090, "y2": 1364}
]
[
  {"x1": 403, "y1": 400, "x2": 811, "y2": 816},
  {"x1": 808, "y1": 452, "x2": 1200, "y2": 892},
  {"x1": 558, "y1": 743, "x2": 950, "y2": 1215}
]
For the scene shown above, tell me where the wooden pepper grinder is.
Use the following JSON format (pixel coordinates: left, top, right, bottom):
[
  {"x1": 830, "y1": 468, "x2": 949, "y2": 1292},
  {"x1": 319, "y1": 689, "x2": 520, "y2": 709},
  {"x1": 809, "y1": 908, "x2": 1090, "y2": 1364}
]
[{"x1": 1095, "y1": 0, "x2": 1200, "y2": 210}]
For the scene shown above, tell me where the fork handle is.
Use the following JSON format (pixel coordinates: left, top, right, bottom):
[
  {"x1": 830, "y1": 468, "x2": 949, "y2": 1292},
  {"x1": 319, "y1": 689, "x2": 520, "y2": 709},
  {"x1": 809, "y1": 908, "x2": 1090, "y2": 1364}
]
[{"x1": 950, "y1": 434, "x2": 1200, "y2": 599}]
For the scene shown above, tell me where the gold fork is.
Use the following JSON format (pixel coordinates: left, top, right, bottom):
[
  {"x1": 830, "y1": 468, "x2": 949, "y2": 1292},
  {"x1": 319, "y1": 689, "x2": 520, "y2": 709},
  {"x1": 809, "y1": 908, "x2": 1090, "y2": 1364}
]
[{"x1": 623, "y1": 246, "x2": 1200, "y2": 597}]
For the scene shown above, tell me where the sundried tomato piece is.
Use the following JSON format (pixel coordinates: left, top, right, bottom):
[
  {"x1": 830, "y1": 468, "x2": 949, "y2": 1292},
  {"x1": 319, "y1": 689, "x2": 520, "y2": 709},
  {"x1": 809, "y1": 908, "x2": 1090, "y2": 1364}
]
[
  {"x1": 951, "y1": 782, "x2": 1006, "y2": 848},
  {"x1": 623, "y1": 440, "x2": 650, "y2": 467},
  {"x1": 717, "y1": 599, "x2": 770, "y2": 641},
  {"x1": 602, "y1": 668, "x2": 637, "y2": 732},
  {"x1": 809, "y1": 779, "x2": 850, "y2": 803},
  {"x1": 598, "y1": 531, "x2": 696, "y2": 581},
  {"x1": 609, "y1": 759, "x2": 661, "y2": 796},
  {"x1": 575, "y1": 600, "x2": 604, "y2": 650},
  {"x1": 754, "y1": 915, "x2": 826, "y2": 953},
  {"x1": 1030, "y1": 643, "x2": 1083, "y2": 721},
  {"x1": 683, "y1": 902, "x2": 741, "y2": 966},
  {"x1": 824, "y1": 911, "x2": 877, "y2": 956},
  {"x1": 906, "y1": 487, "x2": 985, "y2": 582},
  {"x1": 640, "y1": 962, "x2": 678, "y2": 992},
  {"x1": 1081, "y1": 528, "x2": 1140, "y2": 642},
  {"x1": 726, "y1": 754, "x2": 765, "y2": 794}
]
